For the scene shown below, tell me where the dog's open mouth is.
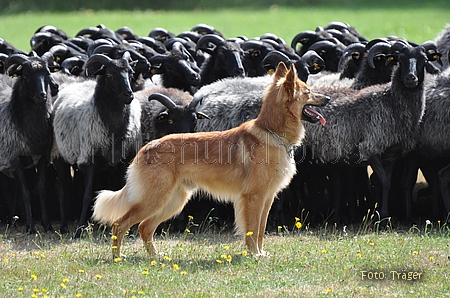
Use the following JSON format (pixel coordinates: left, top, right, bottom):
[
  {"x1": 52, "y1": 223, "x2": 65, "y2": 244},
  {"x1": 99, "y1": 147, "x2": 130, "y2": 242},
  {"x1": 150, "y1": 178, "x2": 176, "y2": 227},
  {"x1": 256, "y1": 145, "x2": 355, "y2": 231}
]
[{"x1": 303, "y1": 105, "x2": 326, "y2": 126}]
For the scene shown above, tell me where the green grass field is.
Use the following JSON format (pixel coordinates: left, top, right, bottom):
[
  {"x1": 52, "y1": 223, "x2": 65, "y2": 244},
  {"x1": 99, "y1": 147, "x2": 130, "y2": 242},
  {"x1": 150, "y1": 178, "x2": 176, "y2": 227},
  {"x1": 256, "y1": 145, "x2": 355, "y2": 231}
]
[
  {"x1": 0, "y1": 7, "x2": 449, "y2": 52},
  {"x1": 1, "y1": 221, "x2": 449, "y2": 297}
]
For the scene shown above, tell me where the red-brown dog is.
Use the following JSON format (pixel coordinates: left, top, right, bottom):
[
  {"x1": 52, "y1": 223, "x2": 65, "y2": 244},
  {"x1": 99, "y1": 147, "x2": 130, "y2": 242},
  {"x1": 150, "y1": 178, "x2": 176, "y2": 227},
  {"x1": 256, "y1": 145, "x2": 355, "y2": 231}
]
[{"x1": 92, "y1": 62, "x2": 327, "y2": 258}]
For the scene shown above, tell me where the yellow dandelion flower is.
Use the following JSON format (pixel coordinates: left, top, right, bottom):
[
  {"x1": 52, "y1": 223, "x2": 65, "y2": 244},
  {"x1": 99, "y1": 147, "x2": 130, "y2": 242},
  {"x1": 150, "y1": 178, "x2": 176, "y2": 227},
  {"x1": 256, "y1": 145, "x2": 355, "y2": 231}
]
[
  {"x1": 31, "y1": 274, "x2": 37, "y2": 280},
  {"x1": 111, "y1": 235, "x2": 118, "y2": 240},
  {"x1": 11, "y1": 253, "x2": 16, "y2": 257},
  {"x1": 241, "y1": 250, "x2": 248, "y2": 256},
  {"x1": 357, "y1": 253, "x2": 362, "y2": 258},
  {"x1": 377, "y1": 255, "x2": 381, "y2": 260},
  {"x1": 326, "y1": 288, "x2": 332, "y2": 294},
  {"x1": 321, "y1": 249, "x2": 327, "y2": 254},
  {"x1": 161, "y1": 264, "x2": 166, "y2": 268},
  {"x1": 221, "y1": 254, "x2": 227, "y2": 259},
  {"x1": 114, "y1": 257, "x2": 122, "y2": 263},
  {"x1": 95, "y1": 274, "x2": 102, "y2": 279},
  {"x1": 33, "y1": 288, "x2": 40, "y2": 293},
  {"x1": 138, "y1": 290, "x2": 145, "y2": 295},
  {"x1": 369, "y1": 242, "x2": 374, "y2": 246},
  {"x1": 142, "y1": 269, "x2": 149, "y2": 275},
  {"x1": 226, "y1": 255, "x2": 232, "y2": 263},
  {"x1": 413, "y1": 250, "x2": 419, "y2": 255},
  {"x1": 163, "y1": 256, "x2": 172, "y2": 261},
  {"x1": 60, "y1": 283, "x2": 66, "y2": 289},
  {"x1": 246, "y1": 231, "x2": 253, "y2": 236},
  {"x1": 224, "y1": 245, "x2": 229, "y2": 250},
  {"x1": 429, "y1": 256, "x2": 434, "y2": 261},
  {"x1": 179, "y1": 247, "x2": 184, "y2": 251},
  {"x1": 173, "y1": 264, "x2": 179, "y2": 271},
  {"x1": 3, "y1": 259, "x2": 8, "y2": 263},
  {"x1": 34, "y1": 252, "x2": 40, "y2": 256},
  {"x1": 32, "y1": 295, "x2": 38, "y2": 298},
  {"x1": 216, "y1": 259, "x2": 223, "y2": 264},
  {"x1": 40, "y1": 254, "x2": 46, "y2": 258},
  {"x1": 181, "y1": 271, "x2": 187, "y2": 275},
  {"x1": 112, "y1": 245, "x2": 118, "y2": 249},
  {"x1": 78, "y1": 269, "x2": 85, "y2": 273},
  {"x1": 185, "y1": 228, "x2": 191, "y2": 233},
  {"x1": 44, "y1": 296, "x2": 49, "y2": 298},
  {"x1": 62, "y1": 278, "x2": 69, "y2": 283},
  {"x1": 188, "y1": 215, "x2": 194, "y2": 220},
  {"x1": 295, "y1": 217, "x2": 300, "y2": 222},
  {"x1": 18, "y1": 287, "x2": 23, "y2": 291},
  {"x1": 295, "y1": 222, "x2": 302, "y2": 229},
  {"x1": 76, "y1": 294, "x2": 82, "y2": 297},
  {"x1": 150, "y1": 260, "x2": 157, "y2": 266}
]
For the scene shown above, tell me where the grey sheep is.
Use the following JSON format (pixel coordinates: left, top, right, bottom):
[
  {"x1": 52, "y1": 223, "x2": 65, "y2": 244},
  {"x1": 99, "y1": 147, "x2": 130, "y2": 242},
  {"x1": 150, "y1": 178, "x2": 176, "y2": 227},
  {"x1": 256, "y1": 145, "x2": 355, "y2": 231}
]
[
  {"x1": 0, "y1": 53, "x2": 57, "y2": 233},
  {"x1": 302, "y1": 41, "x2": 440, "y2": 220},
  {"x1": 51, "y1": 52, "x2": 141, "y2": 236}
]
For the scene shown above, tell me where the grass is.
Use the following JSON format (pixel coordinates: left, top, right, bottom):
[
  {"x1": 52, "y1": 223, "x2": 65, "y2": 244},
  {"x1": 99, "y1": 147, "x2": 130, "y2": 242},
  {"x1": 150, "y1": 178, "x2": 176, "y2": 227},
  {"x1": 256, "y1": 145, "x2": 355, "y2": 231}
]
[
  {"x1": 0, "y1": 7, "x2": 449, "y2": 53},
  {"x1": 1, "y1": 219, "x2": 449, "y2": 297}
]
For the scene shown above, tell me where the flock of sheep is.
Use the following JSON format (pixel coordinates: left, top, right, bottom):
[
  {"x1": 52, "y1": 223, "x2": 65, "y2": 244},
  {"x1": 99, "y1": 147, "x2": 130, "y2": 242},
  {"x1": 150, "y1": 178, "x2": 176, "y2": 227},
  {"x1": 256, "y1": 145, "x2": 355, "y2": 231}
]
[{"x1": 0, "y1": 21, "x2": 449, "y2": 236}]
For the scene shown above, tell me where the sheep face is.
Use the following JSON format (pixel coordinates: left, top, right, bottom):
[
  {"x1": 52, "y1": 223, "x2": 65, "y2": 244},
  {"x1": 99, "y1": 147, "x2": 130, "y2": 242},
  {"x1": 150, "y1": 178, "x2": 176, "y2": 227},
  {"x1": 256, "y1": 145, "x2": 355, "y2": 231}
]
[
  {"x1": 102, "y1": 58, "x2": 135, "y2": 104},
  {"x1": 12, "y1": 58, "x2": 55, "y2": 106},
  {"x1": 387, "y1": 45, "x2": 429, "y2": 89},
  {"x1": 214, "y1": 43, "x2": 245, "y2": 79},
  {"x1": 154, "y1": 106, "x2": 205, "y2": 139}
]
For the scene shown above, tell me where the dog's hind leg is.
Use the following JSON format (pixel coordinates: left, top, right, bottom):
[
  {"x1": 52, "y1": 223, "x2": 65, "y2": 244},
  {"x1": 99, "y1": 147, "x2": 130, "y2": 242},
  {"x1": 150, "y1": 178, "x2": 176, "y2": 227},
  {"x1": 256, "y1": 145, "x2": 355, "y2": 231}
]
[
  {"x1": 139, "y1": 185, "x2": 192, "y2": 257},
  {"x1": 111, "y1": 208, "x2": 146, "y2": 259}
]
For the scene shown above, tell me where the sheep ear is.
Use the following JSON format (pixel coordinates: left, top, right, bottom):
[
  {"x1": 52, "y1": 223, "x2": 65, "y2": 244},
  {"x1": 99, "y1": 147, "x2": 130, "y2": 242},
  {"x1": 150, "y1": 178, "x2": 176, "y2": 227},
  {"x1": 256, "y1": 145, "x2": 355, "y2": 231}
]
[
  {"x1": 426, "y1": 61, "x2": 440, "y2": 74},
  {"x1": 8, "y1": 64, "x2": 23, "y2": 77},
  {"x1": 196, "y1": 111, "x2": 210, "y2": 120},
  {"x1": 384, "y1": 54, "x2": 398, "y2": 66},
  {"x1": 273, "y1": 62, "x2": 288, "y2": 80}
]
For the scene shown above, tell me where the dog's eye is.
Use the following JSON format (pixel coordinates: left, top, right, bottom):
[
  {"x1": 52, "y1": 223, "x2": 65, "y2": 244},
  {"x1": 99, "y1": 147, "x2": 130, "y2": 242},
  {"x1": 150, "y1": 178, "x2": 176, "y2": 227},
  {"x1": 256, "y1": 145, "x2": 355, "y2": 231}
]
[{"x1": 304, "y1": 89, "x2": 311, "y2": 95}]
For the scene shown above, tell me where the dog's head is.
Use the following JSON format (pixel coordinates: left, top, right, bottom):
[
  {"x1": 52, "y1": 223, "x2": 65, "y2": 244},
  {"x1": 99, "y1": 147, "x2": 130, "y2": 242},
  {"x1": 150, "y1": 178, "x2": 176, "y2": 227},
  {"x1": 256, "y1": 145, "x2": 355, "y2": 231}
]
[{"x1": 273, "y1": 62, "x2": 328, "y2": 125}]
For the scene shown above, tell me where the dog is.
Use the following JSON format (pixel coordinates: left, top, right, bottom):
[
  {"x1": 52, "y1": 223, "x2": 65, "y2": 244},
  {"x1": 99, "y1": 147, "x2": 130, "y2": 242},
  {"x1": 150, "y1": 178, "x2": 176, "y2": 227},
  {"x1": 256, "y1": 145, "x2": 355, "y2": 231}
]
[{"x1": 92, "y1": 62, "x2": 328, "y2": 258}]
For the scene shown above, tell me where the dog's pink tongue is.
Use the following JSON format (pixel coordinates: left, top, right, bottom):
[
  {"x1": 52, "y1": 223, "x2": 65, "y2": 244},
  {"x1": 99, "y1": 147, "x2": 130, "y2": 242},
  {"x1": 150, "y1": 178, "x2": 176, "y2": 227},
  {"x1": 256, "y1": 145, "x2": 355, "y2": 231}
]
[{"x1": 305, "y1": 107, "x2": 326, "y2": 126}]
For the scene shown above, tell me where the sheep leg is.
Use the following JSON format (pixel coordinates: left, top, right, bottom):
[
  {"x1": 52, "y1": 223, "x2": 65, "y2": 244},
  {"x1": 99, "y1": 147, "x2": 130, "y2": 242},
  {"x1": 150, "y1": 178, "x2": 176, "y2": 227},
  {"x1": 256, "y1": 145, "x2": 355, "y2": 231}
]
[
  {"x1": 36, "y1": 157, "x2": 53, "y2": 232},
  {"x1": 54, "y1": 157, "x2": 71, "y2": 234},
  {"x1": 14, "y1": 163, "x2": 36, "y2": 234},
  {"x1": 437, "y1": 165, "x2": 450, "y2": 222},
  {"x1": 326, "y1": 166, "x2": 344, "y2": 222},
  {"x1": 74, "y1": 163, "x2": 95, "y2": 238},
  {"x1": 369, "y1": 155, "x2": 395, "y2": 225},
  {"x1": 400, "y1": 153, "x2": 419, "y2": 222},
  {"x1": 0, "y1": 174, "x2": 18, "y2": 227}
]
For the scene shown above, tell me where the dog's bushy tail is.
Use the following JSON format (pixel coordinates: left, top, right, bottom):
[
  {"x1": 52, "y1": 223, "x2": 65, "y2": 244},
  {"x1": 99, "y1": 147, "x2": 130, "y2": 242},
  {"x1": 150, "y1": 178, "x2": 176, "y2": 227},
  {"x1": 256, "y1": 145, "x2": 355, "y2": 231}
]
[{"x1": 92, "y1": 186, "x2": 130, "y2": 225}]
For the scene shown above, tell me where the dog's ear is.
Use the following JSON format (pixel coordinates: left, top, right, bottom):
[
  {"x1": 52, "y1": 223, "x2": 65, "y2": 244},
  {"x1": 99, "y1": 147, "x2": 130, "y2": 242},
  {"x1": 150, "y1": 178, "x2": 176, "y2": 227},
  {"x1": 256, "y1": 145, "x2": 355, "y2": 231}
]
[
  {"x1": 274, "y1": 61, "x2": 288, "y2": 80},
  {"x1": 282, "y1": 64, "x2": 298, "y2": 97},
  {"x1": 286, "y1": 64, "x2": 297, "y2": 84}
]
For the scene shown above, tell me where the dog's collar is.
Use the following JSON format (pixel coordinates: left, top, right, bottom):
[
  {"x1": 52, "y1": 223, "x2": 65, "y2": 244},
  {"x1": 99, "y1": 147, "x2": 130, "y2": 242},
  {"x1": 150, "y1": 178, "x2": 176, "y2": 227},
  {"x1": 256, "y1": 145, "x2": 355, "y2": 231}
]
[{"x1": 267, "y1": 128, "x2": 295, "y2": 158}]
